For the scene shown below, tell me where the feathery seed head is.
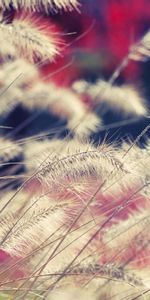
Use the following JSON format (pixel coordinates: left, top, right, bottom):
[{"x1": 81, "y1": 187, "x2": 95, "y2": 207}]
[
  {"x1": 0, "y1": 0, "x2": 79, "y2": 13},
  {"x1": 0, "y1": 17, "x2": 61, "y2": 62},
  {"x1": 73, "y1": 80, "x2": 147, "y2": 116}
]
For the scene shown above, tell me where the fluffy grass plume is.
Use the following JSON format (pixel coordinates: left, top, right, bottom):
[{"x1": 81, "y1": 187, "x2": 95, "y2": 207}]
[
  {"x1": 73, "y1": 80, "x2": 147, "y2": 116},
  {"x1": 0, "y1": 17, "x2": 61, "y2": 63},
  {"x1": 0, "y1": 0, "x2": 79, "y2": 12}
]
